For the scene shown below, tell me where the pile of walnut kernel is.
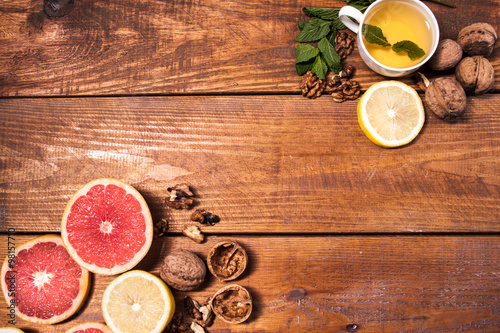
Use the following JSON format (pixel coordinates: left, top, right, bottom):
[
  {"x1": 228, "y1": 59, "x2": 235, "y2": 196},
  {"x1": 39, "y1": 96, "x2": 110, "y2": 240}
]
[
  {"x1": 161, "y1": 184, "x2": 252, "y2": 333},
  {"x1": 300, "y1": 30, "x2": 361, "y2": 102}
]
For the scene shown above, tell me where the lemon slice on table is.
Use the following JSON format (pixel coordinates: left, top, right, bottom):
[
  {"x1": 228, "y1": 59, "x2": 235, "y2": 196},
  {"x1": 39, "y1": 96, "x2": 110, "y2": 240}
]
[
  {"x1": 102, "y1": 270, "x2": 175, "y2": 333},
  {"x1": 357, "y1": 81, "x2": 425, "y2": 148}
]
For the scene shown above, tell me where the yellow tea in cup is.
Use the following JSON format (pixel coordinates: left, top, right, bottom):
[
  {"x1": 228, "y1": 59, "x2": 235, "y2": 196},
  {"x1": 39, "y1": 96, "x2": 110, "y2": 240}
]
[{"x1": 362, "y1": 1, "x2": 432, "y2": 68}]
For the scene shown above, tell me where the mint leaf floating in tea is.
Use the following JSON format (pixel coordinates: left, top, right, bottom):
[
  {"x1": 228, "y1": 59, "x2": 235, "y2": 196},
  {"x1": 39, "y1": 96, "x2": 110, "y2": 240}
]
[
  {"x1": 318, "y1": 37, "x2": 342, "y2": 73},
  {"x1": 392, "y1": 40, "x2": 426, "y2": 60},
  {"x1": 296, "y1": 44, "x2": 320, "y2": 63},
  {"x1": 362, "y1": 24, "x2": 391, "y2": 47},
  {"x1": 295, "y1": 18, "x2": 331, "y2": 43}
]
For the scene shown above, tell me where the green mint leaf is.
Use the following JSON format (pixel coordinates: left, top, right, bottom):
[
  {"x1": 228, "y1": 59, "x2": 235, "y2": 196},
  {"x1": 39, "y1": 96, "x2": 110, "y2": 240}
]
[
  {"x1": 296, "y1": 44, "x2": 319, "y2": 63},
  {"x1": 318, "y1": 37, "x2": 341, "y2": 72},
  {"x1": 295, "y1": 58, "x2": 315, "y2": 76},
  {"x1": 392, "y1": 40, "x2": 426, "y2": 60},
  {"x1": 362, "y1": 24, "x2": 391, "y2": 47},
  {"x1": 327, "y1": 28, "x2": 337, "y2": 46},
  {"x1": 302, "y1": 8, "x2": 347, "y2": 30},
  {"x1": 298, "y1": 20, "x2": 306, "y2": 31},
  {"x1": 295, "y1": 18, "x2": 331, "y2": 43},
  {"x1": 302, "y1": 7, "x2": 338, "y2": 20},
  {"x1": 343, "y1": 0, "x2": 376, "y2": 12},
  {"x1": 330, "y1": 61, "x2": 343, "y2": 74},
  {"x1": 311, "y1": 55, "x2": 328, "y2": 80}
]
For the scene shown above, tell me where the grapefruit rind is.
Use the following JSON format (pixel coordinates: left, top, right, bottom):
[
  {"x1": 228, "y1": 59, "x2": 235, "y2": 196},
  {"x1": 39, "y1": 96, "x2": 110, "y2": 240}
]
[
  {"x1": 1, "y1": 235, "x2": 90, "y2": 325},
  {"x1": 61, "y1": 178, "x2": 154, "y2": 275},
  {"x1": 102, "y1": 270, "x2": 175, "y2": 333},
  {"x1": 65, "y1": 322, "x2": 112, "y2": 333}
]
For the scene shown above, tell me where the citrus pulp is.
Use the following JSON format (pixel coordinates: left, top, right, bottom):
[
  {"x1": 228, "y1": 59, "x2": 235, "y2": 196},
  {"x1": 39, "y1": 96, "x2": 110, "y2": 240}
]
[
  {"x1": 61, "y1": 178, "x2": 153, "y2": 275},
  {"x1": 357, "y1": 80, "x2": 425, "y2": 148},
  {"x1": 66, "y1": 322, "x2": 112, "y2": 333},
  {"x1": 1, "y1": 235, "x2": 89, "y2": 324},
  {"x1": 102, "y1": 270, "x2": 175, "y2": 333}
]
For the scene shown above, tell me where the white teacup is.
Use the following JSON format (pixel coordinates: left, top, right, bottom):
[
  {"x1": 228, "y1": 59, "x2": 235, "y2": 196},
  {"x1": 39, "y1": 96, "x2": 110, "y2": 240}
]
[{"x1": 339, "y1": 0, "x2": 439, "y2": 77}]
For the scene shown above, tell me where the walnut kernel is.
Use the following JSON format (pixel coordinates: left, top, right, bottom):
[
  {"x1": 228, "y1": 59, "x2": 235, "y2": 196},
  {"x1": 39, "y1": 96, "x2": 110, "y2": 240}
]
[
  {"x1": 191, "y1": 209, "x2": 220, "y2": 225},
  {"x1": 210, "y1": 284, "x2": 252, "y2": 324},
  {"x1": 160, "y1": 249, "x2": 206, "y2": 291},
  {"x1": 166, "y1": 183, "x2": 194, "y2": 209},
  {"x1": 182, "y1": 224, "x2": 204, "y2": 243},
  {"x1": 455, "y1": 56, "x2": 495, "y2": 95},
  {"x1": 207, "y1": 240, "x2": 248, "y2": 282}
]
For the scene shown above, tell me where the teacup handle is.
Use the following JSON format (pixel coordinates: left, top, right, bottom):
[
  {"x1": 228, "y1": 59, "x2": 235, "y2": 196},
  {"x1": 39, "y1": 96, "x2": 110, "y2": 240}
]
[{"x1": 338, "y1": 6, "x2": 364, "y2": 34}]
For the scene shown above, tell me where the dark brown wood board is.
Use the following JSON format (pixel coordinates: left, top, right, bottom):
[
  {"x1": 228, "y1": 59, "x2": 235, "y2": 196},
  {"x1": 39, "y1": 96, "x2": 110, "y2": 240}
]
[
  {"x1": 1, "y1": 0, "x2": 500, "y2": 331},
  {"x1": 1, "y1": 235, "x2": 499, "y2": 332},
  {"x1": 0, "y1": 0, "x2": 498, "y2": 96},
  {"x1": 1, "y1": 95, "x2": 499, "y2": 234}
]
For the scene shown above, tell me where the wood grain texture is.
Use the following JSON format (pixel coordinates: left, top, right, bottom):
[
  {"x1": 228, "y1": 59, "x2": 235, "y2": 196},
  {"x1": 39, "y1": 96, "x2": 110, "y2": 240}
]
[
  {"x1": 0, "y1": 0, "x2": 498, "y2": 96},
  {"x1": 0, "y1": 234, "x2": 499, "y2": 332},
  {"x1": 1, "y1": 95, "x2": 499, "y2": 233}
]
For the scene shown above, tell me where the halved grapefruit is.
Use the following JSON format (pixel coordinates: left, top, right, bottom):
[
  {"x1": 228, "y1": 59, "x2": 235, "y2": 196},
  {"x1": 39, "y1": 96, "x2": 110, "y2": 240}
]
[
  {"x1": 61, "y1": 178, "x2": 153, "y2": 275},
  {"x1": 66, "y1": 322, "x2": 112, "y2": 333},
  {"x1": 1, "y1": 235, "x2": 90, "y2": 324}
]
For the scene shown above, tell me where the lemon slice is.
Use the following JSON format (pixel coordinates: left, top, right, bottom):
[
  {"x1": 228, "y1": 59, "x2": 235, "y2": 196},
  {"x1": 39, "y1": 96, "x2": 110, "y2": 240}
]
[
  {"x1": 102, "y1": 270, "x2": 175, "y2": 333},
  {"x1": 0, "y1": 328, "x2": 26, "y2": 333},
  {"x1": 357, "y1": 81, "x2": 425, "y2": 148}
]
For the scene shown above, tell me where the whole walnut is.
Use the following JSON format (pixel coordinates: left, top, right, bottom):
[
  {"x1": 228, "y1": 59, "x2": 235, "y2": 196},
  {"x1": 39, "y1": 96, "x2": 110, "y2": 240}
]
[
  {"x1": 456, "y1": 56, "x2": 495, "y2": 95},
  {"x1": 160, "y1": 249, "x2": 206, "y2": 291},
  {"x1": 457, "y1": 22, "x2": 497, "y2": 56},
  {"x1": 425, "y1": 77, "x2": 467, "y2": 121},
  {"x1": 428, "y1": 39, "x2": 463, "y2": 71}
]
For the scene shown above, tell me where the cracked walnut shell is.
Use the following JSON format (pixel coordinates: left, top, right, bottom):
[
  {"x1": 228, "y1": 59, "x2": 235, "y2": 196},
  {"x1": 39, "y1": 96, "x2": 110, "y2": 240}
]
[
  {"x1": 456, "y1": 56, "x2": 495, "y2": 95},
  {"x1": 160, "y1": 249, "x2": 206, "y2": 291},
  {"x1": 210, "y1": 284, "x2": 252, "y2": 324},
  {"x1": 207, "y1": 240, "x2": 247, "y2": 282}
]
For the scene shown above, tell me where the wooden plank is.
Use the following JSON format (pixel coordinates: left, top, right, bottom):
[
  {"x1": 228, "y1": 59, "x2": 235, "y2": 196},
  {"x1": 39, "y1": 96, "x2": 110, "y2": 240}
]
[
  {"x1": 0, "y1": 234, "x2": 499, "y2": 332},
  {"x1": 1, "y1": 95, "x2": 499, "y2": 233},
  {"x1": 0, "y1": 0, "x2": 498, "y2": 96}
]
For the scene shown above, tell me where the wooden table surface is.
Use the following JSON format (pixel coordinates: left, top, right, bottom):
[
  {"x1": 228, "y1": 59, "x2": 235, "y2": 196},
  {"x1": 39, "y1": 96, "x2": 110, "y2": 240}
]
[{"x1": 1, "y1": 0, "x2": 499, "y2": 332}]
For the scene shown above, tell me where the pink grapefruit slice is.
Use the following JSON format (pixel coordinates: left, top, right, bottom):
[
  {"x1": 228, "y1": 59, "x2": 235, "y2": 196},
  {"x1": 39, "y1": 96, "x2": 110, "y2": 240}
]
[
  {"x1": 66, "y1": 322, "x2": 112, "y2": 333},
  {"x1": 1, "y1": 235, "x2": 90, "y2": 324},
  {"x1": 61, "y1": 178, "x2": 153, "y2": 275}
]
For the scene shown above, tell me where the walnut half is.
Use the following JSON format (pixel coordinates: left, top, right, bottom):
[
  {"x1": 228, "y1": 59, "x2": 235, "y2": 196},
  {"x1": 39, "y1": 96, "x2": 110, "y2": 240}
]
[
  {"x1": 210, "y1": 284, "x2": 252, "y2": 324},
  {"x1": 207, "y1": 240, "x2": 248, "y2": 282}
]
